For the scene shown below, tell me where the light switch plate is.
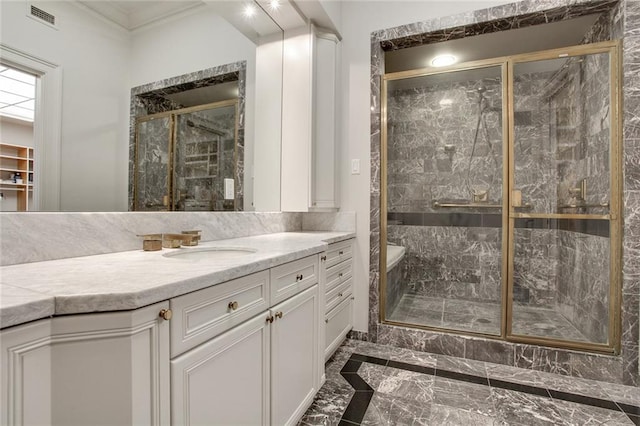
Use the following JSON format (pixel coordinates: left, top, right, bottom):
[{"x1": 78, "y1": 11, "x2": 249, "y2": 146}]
[{"x1": 351, "y1": 159, "x2": 360, "y2": 175}]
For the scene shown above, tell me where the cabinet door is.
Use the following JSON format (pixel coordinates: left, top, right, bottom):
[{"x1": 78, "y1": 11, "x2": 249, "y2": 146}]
[
  {"x1": 1, "y1": 319, "x2": 52, "y2": 426},
  {"x1": 48, "y1": 302, "x2": 170, "y2": 426},
  {"x1": 171, "y1": 313, "x2": 270, "y2": 426},
  {"x1": 271, "y1": 284, "x2": 320, "y2": 426}
]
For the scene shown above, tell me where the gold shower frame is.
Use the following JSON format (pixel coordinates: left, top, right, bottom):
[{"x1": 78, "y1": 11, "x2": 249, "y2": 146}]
[
  {"x1": 133, "y1": 99, "x2": 240, "y2": 211},
  {"x1": 379, "y1": 40, "x2": 622, "y2": 355}
]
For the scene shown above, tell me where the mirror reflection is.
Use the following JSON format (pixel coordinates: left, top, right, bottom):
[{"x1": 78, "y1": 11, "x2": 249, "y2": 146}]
[{"x1": 0, "y1": 0, "x2": 283, "y2": 212}]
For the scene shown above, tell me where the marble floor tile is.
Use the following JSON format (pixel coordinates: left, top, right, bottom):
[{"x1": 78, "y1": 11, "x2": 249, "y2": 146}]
[
  {"x1": 428, "y1": 403, "x2": 501, "y2": 426},
  {"x1": 491, "y1": 388, "x2": 565, "y2": 425},
  {"x1": 599, "y1": 381, "x2": 640, "y2": 406},
  {"x1": 388, "y1": 295, "x2": 589, "y2": 341},
  {"x1": 299, "y1": 379, "x2": 354, "y2": 426},
  {"x1": 375, "y1": 367, "x2": 435, "y2": 405},
  {"x1": 433, "y1": 376, "x2": 496, "y2": 417},
  {"x1": 360, "y1": 393, "x2": 431, "y2": 426},
  {"x1": 301, "y1": 339, "x2": 637, "y2": 426},
  {"x1": 549, "y1": 398, "x2": 634, "y2": 425},
  {"x1": 437, "y1": 353, "x2": 488, "y2": 377}
]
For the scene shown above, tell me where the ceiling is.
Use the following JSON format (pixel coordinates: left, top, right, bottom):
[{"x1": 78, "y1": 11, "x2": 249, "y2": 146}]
[
  {"x1": 77, "y1": 1, "x2": 204, "y2": 30},
  {"x1": 385, "y1": 13, "x2": 602, "y2": 74}
]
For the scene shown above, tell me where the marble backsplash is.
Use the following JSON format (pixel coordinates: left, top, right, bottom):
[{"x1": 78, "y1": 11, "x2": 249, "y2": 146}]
[{"x1": 0, "y1": 211, "x2": 356, "y2": 266}]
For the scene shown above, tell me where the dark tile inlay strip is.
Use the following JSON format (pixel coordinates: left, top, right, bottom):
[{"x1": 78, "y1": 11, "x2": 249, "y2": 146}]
[
  {"x1": 337, "y1": 353, "x2": 639, "y2": 424},
  {"x1": 387, "y1": 212, "x2": 609, "y2": 237},
  {"x1": 488, "y1": 378, "x2": 550, "y2": 398}
]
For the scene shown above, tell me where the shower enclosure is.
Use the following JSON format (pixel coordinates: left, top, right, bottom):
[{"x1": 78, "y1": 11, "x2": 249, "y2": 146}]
[
  {"x1": 134, "y1": 100, "x2": 238, "y2": 211},
  {"x1": 381, "y1": 41, "x2": 621, "y2": 353}
]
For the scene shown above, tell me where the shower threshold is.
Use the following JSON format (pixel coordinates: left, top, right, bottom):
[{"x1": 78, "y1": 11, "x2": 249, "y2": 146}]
[{"x1": 388, "y1": 293, "x2": 591, "y2": 342}]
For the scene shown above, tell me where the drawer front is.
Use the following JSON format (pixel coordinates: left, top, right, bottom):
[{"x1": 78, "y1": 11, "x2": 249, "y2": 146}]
[
  {"x1": 324, "y1": 239, "x2": 353, "y2": 269},
  {"x1": 170, "y1": 270, "x2": 269, "y2": 357},
  {"x1": 325, "y1": 295, "x2": 353, "y2": 361},
  {"x1": 325, "y1": 258, "x2": 353, "y2": 294},
  {"x1": 270, "y1": 255, "x2": 319, "y2": 305},
  {"x1": 325, "y1": 277, "x2": 352, "y2": 313}
]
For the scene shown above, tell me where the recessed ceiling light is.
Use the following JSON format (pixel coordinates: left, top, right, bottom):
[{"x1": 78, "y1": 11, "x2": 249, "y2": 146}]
[
  {"x1": 269, "y1": 0, "x2": 280, "y2": 9},
  {"x1": 243, "y1": 3, "x2": 256, "y2": 18},
  {"x1": 431, "y1": 54, "x2": 457, "y2": 67}
]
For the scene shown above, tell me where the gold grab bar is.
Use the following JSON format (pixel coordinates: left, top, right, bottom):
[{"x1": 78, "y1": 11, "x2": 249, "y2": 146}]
[
  {"x1": 559, "y1": 202, "x2": 609, "y2": 209},
  {"x1": 433, "y1": 201, "x2": 533, "y2": 209}
]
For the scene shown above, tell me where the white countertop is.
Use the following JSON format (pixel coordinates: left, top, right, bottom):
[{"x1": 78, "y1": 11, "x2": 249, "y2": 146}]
[{"x1": 0, "y1": 231, "x2": 355, "y2": 329}]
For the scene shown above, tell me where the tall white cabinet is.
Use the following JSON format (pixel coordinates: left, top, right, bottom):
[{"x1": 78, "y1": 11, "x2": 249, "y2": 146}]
[{"x1": 281, "y1": 24, "x2": 340, "y2": 212}]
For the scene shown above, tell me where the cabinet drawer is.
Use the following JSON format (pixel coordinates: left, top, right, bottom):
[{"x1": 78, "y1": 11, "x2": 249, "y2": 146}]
[
  {"x1": 270, "y1": 255, "x2": 319, "y2": 305},
  {"x1": 325, "y1": 258, "x2": 352, "y2": 294},
  {"x1": 170, "y1": 270, "x2": 269, "y2": 357},
  {"x1": 324, "y1": 239, "x2": 353, "y2": 269},
  {"x1": 326, "y1": 277, "x2": 352, "y2": 313},
  {"x1": 325, "y1": 295, "x2": 353, "y2": 361}
]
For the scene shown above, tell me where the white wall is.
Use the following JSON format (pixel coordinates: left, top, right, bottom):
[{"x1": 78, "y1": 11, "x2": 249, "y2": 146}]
[
  {"x1": 338, "y1": 0, "x2": 516, "y2": 331},
  {"x1": 0, "y1": 1, "x2": 131, "y2": 211}
]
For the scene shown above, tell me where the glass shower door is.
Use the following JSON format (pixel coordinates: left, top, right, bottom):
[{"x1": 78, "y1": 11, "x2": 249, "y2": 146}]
[
  {"x1": 173, "y1": 101, "x2": 237, "y2": 211},
  {"x1": 382, "y1": 63, "x2": 507, "y2": 337},
  {"x1": 508, "y1": 46, "x2": 619, "y2": 348}
]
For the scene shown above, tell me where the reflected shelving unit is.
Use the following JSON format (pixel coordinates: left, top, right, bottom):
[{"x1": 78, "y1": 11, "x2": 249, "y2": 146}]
[{"x1": 0, "y1": 143, "x2": 34, "y2": 211}]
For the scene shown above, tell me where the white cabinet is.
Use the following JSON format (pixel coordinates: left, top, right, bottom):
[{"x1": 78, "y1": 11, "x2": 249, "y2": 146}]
[
  {"x1": 0, "y1": 301, "x2": 170, "y2": 426},
  {"x1": 281, "y1": 24, "x2": 340, "y2": 212},
  {"x1": 1, "y1": 251, "x2": 332, "y2": 425},
  {"x1": 171, "y1": 313, "x2": 270, "y2": 425},
  {"x1": 170, "y1": 258, "x2": 321, "y2": 426},
  {"x1": 270, "y1": 284, "x2": 320, "y2": 425},
  {"x1": 322, "y1": 239, "x2": 355, "y2": 361}
]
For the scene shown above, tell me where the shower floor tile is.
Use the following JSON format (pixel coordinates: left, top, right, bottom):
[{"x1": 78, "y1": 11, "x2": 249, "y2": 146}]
[
  {"x1": 298, "y1": 339, "x2": 637, "y2": 426},
  {"x1": 387, "y1": 293, "x2": 592, "y2": 342}
]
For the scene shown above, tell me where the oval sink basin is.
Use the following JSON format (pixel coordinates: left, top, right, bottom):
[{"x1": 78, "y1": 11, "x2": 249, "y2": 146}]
[{"x1": 163, "y1": 247, "x2": 256, "y2": 261}]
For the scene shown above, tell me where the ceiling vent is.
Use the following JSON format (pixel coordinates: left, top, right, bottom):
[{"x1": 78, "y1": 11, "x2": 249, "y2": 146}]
[{"x1": 27, "y1": 3, "x2": 58, "y2": 29}]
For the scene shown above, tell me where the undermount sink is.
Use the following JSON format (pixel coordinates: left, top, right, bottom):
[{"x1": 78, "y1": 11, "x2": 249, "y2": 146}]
[{"x1": 162, "y1": 247, "x2": 256, "y2": 260}]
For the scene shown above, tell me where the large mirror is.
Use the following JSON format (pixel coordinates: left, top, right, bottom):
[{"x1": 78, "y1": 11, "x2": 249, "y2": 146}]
[{"x1": 0, "y1": 0, "x2": 283, "y2": 212}]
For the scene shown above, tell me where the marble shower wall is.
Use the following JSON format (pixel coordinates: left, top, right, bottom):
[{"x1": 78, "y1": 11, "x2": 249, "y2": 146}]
[
  {"x1": 370, "y1": 0, "x2": 638, "y2": 385},
  {"x1": 387, "y1": 224, "x2": 502, "y2": 304},
  {"x1": 387, "y1": 78, "x2": 503, "y2": 210},
  {"x1": 134, "y1": 118, "x2": 171, "y2": 211}
]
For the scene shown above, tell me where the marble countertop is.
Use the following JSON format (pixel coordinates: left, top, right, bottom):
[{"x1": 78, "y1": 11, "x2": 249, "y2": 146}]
[{"x1": 0, "y1": 231, "x2": 354, "y2": 329}]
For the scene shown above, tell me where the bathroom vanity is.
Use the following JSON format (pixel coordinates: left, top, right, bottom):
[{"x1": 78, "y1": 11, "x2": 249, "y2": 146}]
[{"x1": 0, "y1": 232, "x2": 355, "y2": 426}]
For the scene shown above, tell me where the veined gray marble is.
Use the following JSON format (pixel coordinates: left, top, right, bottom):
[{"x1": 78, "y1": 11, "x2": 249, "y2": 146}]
[
  {"x1": 370, "y1": 0, "x2": 639, "y2": 385},
  {"x1": 301, "y1": 212, "x2": 357, "y2": 232},
  {"x1": 0, "y1": 231, "x2": 354, "y2": 325},
  {"x1": 0, "y1": 212, "x2": 304, "y2": 266}
]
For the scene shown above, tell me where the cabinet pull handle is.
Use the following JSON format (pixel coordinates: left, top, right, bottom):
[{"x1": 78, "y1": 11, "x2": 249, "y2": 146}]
[
  {"x1": 266, "y1": 315, "x2": 274, "y2": 323},
  {"x1": 338, "y1": 293, "x2": 343, "y2": 297},
  {"x1": 339, "y1": 251, "x2": 344, "y2": 255},
  {"x1": 296, "y1": 274, "x2": 304, "y2": 281},
  {"x1": 228, "y1": 301, "x2": 239, "y2": 311},
  {"x1": 338, "y1": 273, "x2": 343, "y2": 277},
  {"x1": 321, "y1": 255, "x2": 327, "y2": 261},
  {"x1": 159, "y1": 309, "x2": 173, "y2": 321},
  {"x1": 275, "y1": 311, "x2": 283, "y2": 319},
  {"x1": 325, "y1": 318, "x2": 329, "y2": 323},
  {"x1": 351, "y1": 296, "x2": 355, "y2": 300}
]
